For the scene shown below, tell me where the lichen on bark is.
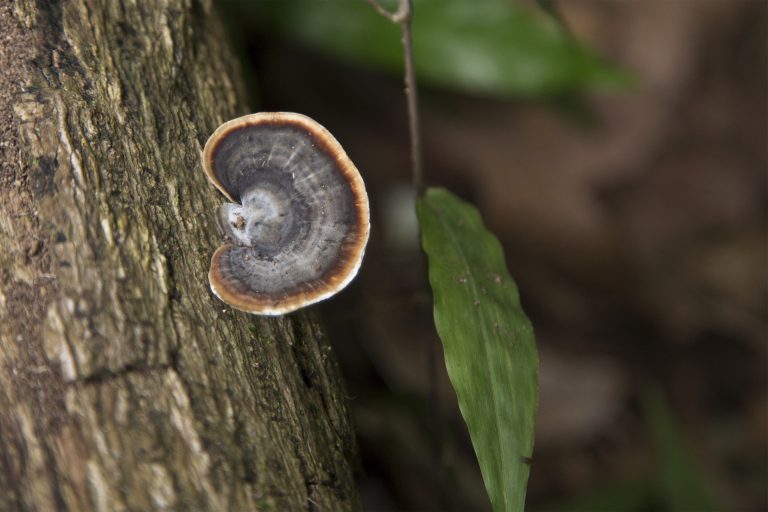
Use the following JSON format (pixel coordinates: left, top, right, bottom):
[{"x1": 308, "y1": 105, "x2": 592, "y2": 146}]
[{"x1": 0, "y1": 1, "x2": 360, "y2": 510}]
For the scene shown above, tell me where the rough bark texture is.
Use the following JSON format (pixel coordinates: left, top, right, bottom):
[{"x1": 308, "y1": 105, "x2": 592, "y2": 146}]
[{"x1": 0, "y1": 1, "x2": 360, "y2": 510}]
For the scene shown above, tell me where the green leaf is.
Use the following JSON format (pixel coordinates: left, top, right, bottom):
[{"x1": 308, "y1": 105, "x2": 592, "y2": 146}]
[
  {"x1": 246, "y1": 0, "x2": 630, "y2": 97},
  {"x1": 643, "y1": 387, "x2": 720, "y2": 512},
  {"x1": 416, "y1": 187, "x2": 539, "y2": 512}
]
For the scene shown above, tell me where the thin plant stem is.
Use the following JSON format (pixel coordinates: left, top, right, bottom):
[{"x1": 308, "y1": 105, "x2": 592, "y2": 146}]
[
  {"x1": 367, "y1": 0, "x2": 424, "y2": 196},
  {"x1": 365, "y1": 0, "x2": 409, "y2": 23},
  {"x1": 367, "y1": 0, "x2": 443, "y2": 506},
  {"x1": 401, "y1": 10, "x2": 424, "y2": 196}
]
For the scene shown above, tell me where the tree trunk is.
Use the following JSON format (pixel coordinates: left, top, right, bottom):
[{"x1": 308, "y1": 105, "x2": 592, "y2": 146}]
[{"x1": 0, "y1": 1, "x2": 360, "y2": 510}]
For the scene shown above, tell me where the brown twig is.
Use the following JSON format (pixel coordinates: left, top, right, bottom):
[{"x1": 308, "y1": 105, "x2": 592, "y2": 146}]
[
  {"x1": 367, "y1": 0, "x2": 444, "y2": 506},
  {"x1": 365, "y1": 0, "x2": 410, "y2": 24},
  {"x1": 367, "y1": 0, "x2": 424, "y2": 196}
]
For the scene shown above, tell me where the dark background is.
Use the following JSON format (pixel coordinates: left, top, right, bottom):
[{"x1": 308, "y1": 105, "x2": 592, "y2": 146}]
[{"x1": 219, "y1": 1, "x2": 767, "y2": 510}]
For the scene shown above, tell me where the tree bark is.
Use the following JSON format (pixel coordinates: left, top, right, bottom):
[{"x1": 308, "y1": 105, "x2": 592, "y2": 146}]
[{"x1": 0, "y1": 1, "x2": 360, "y2": 510}]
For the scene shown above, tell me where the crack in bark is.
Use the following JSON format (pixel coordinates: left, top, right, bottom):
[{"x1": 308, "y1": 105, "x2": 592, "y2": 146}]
[{"x1": 72, "y1": 360, "x2": 176, "y2": 387}]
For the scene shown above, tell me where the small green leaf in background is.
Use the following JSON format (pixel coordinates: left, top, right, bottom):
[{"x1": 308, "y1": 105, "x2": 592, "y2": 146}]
[
  {"x1": 644, "y1": 386, "x2": 720, "y2": 512},
  {"x1": 243, "y1": 0, "x2": 630, "y2": 97},
  {"x1": 416, "y1": 187, "x2": 539, "y2": 512}
]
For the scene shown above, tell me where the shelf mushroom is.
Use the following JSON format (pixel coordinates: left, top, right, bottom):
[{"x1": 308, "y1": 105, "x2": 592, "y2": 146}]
[{"x1": 202, "y1": 112, "x2": 370, "y2": 315}]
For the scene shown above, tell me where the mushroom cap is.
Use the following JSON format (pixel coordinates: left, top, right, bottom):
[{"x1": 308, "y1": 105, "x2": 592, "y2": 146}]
[{"x1": 203, "y1": 112, "x2": 369, "y2": 315}]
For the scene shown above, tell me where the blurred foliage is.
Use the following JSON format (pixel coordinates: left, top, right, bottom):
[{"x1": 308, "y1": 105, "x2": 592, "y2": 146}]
[
  {"x1": 546, "y1": 387, "x2": 722, "y2": 512},
  {"x1": 417, "y1": 188, "x2": 539, "y2": 512},
  {"x1": 644, "y1": 387, "x2": 720, "y2": 512},
  {"x1": 223, "y1": 0, "x2": 630, "y2": 97}
]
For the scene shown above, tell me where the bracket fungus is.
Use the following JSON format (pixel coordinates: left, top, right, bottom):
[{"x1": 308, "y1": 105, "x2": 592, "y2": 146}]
[{"x1": 203, "y1": 112, "x2": 370, "y2": 315}]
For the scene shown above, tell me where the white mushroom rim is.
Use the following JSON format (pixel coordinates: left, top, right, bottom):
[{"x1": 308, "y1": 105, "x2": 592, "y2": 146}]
[{"x1": 202, "y1": 112, "x2": 370, "y2": 315}]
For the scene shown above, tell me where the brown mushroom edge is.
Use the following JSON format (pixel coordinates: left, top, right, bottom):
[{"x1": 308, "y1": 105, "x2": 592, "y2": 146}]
[{"x1": 203, "y1": 112, "x2": 370, "y2": 315}]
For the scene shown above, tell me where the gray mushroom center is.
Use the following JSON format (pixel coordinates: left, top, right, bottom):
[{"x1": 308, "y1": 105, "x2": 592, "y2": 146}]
[
  {"x1": 243, "y1": 188, "x2": 291, "y2": 248},
  {"x1": 216, "y1": 172, "x2": 309, "y2": 257}
]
